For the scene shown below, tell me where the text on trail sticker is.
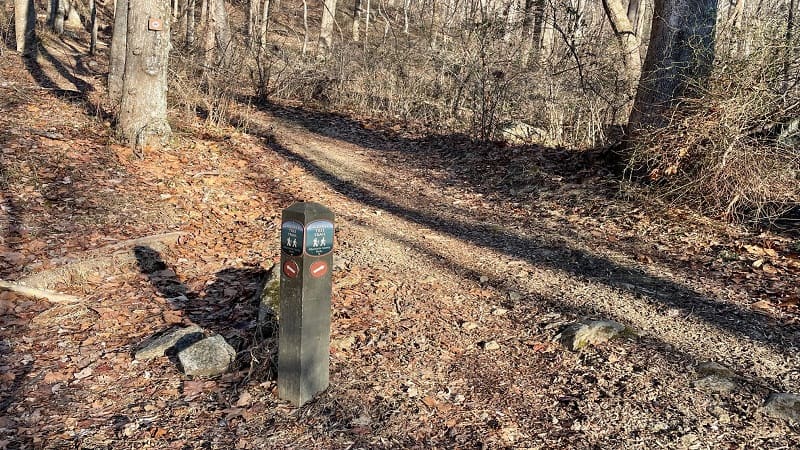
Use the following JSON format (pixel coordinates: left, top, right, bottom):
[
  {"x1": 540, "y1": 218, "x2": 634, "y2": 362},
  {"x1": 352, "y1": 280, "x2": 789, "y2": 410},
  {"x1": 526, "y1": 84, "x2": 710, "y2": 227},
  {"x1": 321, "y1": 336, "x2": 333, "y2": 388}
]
[
  {"x1": 281, "y1": 221, "x2": 304, "y2": 256},
  {"x1": 305, "y1": 220, "x2": 334, "y2": 256}
]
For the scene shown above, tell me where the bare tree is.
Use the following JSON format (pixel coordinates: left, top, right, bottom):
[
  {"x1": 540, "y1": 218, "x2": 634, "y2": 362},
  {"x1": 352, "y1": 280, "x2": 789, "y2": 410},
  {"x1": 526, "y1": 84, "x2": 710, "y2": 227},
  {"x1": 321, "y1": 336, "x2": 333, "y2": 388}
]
[
  {"x1": 602, "y1": 0, "x2": 642, "y2": 123},
  {"x1": 353, "y1": 0, "x2": 362, "y2": 41},
  {"x1": 629, "y1": 0, "x2": 719, "y2": 130},
  {"x1": 319, "y1": 0, "x2": 338, "y2": 55},
  {"x1": 260, "y1": 0, "x2": 271, "y2": 47},
  {"x1": 187, "y1": 0, "x2": 196, "y2": 45},
  {"x1": 108, "y1": 0, "x2": 128, "y2": 104},
  {"x1": 118, "y1": 0, "x2": 172, "y2": 150},
  {"x1": 89, "y1": 0, "x2": 98, "y2": 55},
  {"x1": 248, "y1": 0, "x2": 259, "y2": 45},
  {"x1": 14, "y1": 0, "x2": 36, "y2": 55}
]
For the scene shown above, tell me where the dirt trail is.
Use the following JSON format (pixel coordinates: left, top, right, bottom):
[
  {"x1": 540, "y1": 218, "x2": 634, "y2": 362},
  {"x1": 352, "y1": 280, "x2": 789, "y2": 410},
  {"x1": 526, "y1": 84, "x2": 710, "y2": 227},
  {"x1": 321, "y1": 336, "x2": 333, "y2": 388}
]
[
  {"x1": 1, "y1": 39, "x2": 799, "y2": 447},
  {"x1": 241, "y1": 104, "x2": 800, "y2": 446}
]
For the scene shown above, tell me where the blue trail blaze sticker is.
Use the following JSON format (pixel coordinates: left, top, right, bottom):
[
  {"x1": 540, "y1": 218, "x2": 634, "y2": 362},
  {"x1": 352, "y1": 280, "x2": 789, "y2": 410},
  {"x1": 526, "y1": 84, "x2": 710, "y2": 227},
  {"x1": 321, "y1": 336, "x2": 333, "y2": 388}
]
[
  {"x1": 281, "y1": 220, "x2": 304, "y2": 256},
  {"x1": 305, "y1": 220, "x2": 334, "y2": 256}
]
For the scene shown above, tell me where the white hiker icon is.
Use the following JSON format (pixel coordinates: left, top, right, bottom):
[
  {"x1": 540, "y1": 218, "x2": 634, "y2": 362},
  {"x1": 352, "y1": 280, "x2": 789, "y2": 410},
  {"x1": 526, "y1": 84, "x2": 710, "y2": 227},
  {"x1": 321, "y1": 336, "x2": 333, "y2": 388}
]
[
  {"x1": 313, "y1": 238, "x2": 319, "y2": 247},
  {"x1": 292, "y1": 238, "x2": 297, "y2": 247},
  {"x1": 286, "y1": 237, "x2": 292, "y2": 246},
  {"x1": 320, "y1": 236, "x2": 326, "y2": 246}
]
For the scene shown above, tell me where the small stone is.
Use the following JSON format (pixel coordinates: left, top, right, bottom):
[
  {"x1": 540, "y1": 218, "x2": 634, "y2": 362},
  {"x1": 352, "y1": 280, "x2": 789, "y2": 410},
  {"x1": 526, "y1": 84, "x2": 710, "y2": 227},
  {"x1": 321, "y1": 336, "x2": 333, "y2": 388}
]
[
  {"x1": 508, "y1": 292, "x2": 522, "y2": 302},
  {"x1": 696, "y1": 361, "x2": 737, "y2": 379},
  {"x1": 479, "y1": 276, "x2": 489, "y2": 283},
  {"x1": 763, "y1": 393, "x2": 800, "y2": 423},
  {"x1": 491, "y1": 308, "x2": 508, "y2": 316},
  {"x1": 693, "y1": 375, "x2": 738, "y2": 394},
  {"x1": 651, "y1": 422, "x2": 669, "y2": 432},
  {"x1": 555, "y1": 320, "x2": 630, "y2": 351},
  {"x1": 134, "y1": 325, "x2": 204, "y2": 360},
  {"x1": 483, "y1": 341, "x2": 501, "y2": 351},
  {"x1": 178, "y1": 335, "x2": 236, "y2": 377},
  {"x1": 461, "y1": 321, "x2": 479, "y2": 331}
]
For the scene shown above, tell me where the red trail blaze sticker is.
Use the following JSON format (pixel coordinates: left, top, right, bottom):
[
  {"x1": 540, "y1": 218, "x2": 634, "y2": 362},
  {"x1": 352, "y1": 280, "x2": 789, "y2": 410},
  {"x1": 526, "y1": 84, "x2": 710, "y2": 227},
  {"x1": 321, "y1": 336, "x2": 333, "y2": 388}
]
[
  {"x1": 283, "y1": 260, "x2": 299, "y2": 279},
  {"x1": 309, "y1": 261, "x2": 328, "y2": 278}
]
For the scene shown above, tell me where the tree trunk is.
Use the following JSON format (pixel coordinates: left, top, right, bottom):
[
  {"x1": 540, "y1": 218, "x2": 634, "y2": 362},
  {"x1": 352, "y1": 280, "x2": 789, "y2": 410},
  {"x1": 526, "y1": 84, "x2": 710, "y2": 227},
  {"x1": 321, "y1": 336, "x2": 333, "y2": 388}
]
[
  {"x1": 521, "y1": 0, "x2": 544, "y2": 65},
  {"x1": 108, "y1": 0, "x2": 128, "y2": 104},
  {"x1": 602, "y1": 0, "x2": 642, "y2": 124},
  {"x1": 209, "y1": 0, "x2": 232, "y2": 65},
  {"x1": 54, "y1": 0, "x2": 67, "y2": 35},
  {"x1": 14, "y1": 0, "x2": 36, "y2": 55},
  {"x1": 248, "y1": 0, "x2": 258, "y2": 43},
  {"x1": 626, "y1": 0, "x2": 640, "y2": 33},
  {"x1": 786, "y1": 0, "x2": 796, "y2": 91},
  {"x1": 319, "y1": 0, "x2": 337, "y2": 55},
  {"x1": 260, "y1": 0, "x2": 271, "y2": 47},
  {"x1": 118, "y1": 0, "x2": 172, "y2": 150},
  {"x1": 629, "y1": 0, "x2": 719, "y2": 131},
  {"x1": 89, "y1": 0, "x2": 98, "y2": 55},
  {"x1": 539, "y1": 2, "x2": 554, "y2": 64},
  {"x1": 403, "y1": 0, "x2": 409, "y2": 33},
  {"x1": 352, "y1": 0, "x2": 362, "y2": 41},
  {"x1": 302, "y1": 0, "x2": 308, "y2": 55},
  {"x1": 186, "y1": 0, "x2": 196, "y2": 45}
]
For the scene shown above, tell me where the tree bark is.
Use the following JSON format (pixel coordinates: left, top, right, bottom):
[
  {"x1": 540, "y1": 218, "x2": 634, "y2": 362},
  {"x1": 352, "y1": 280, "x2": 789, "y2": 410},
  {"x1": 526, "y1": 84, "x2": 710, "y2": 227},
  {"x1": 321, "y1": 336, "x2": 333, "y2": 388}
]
[
  {"x1": 54, "y1": 0, "x2": 67, "y2": 35},
  {"x1": 302, "y1": 0, "x2": 308, "y2": 55},
  {"x1": 14, "y1": 0, "x2": 36, "y2": 55},
  {"x1": 319, "y1": 0, "x2": 338, "y2": 55},
  {"x1": 521, "y1": 0, "x2": 544, "y2": 65},
  {"x1": 118, "y1": 0, "x2": 172, "y2": 150},
  {"x1": 352, "y1": 0, "x2": 362, "y2": 41},
  {"x1": 211, "y1": 0, "x2": 232, "y2": 64},
  {"x1": 626, "y1": 0, "x2": 641, "y2": 33},
  {"x1": 89, "y1": 0, "x2": 98, "y2": 55},
  {"x1": 248, "y1": 0, "x2": 259, "y2": 43},
  {"x1": 108, "y1": 0, "x2": 128, "y2": 104},
  {"x1": 260, "y1": 0, "x2": 271, "y2": 47},
  {"x1": 539, "y1": 2, "x2": 554, "y2": 64},
  {"x1": 186, "y1": 0, "x2": 196, "y2": 45},
  {"x1": 628, "y1": 0, "x2": 719, "y2": 131},
  {"x1": 603, "y1": 0, "x2": 642, "y2": 124}
]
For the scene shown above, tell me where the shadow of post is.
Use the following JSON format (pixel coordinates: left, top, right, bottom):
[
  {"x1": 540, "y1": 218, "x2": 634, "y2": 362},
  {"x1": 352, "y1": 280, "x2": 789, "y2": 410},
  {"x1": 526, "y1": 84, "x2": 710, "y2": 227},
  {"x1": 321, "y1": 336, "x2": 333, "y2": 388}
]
[{"x1": 132, "y1": 246, "x2": 277, "y2": 374}]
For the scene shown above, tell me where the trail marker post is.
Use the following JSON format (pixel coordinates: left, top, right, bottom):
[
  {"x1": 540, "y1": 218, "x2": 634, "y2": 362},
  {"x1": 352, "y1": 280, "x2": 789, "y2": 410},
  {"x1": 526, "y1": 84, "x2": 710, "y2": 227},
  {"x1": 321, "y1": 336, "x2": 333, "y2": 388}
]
[{"x1": 278, "y1": 202, "x2": 334, "y2": 406}]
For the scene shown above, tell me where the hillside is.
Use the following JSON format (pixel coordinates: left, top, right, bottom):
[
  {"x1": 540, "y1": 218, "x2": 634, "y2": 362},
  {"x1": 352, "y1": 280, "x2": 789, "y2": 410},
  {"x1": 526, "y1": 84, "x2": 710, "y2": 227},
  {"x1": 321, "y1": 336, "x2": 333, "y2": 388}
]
[{"x1": 1, "y1": 29, "x2": 800, "y2": 449}]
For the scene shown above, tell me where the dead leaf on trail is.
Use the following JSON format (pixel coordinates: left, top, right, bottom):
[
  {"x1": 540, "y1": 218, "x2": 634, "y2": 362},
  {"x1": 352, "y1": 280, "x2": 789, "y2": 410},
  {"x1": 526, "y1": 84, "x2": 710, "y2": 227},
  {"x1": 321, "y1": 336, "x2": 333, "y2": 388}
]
[
  {"x1": 183, "y1": 380, "x2": 217, "y2": 399},
  {"x1": 752, "y1": 300, "x2": 776, "y2": 315}
]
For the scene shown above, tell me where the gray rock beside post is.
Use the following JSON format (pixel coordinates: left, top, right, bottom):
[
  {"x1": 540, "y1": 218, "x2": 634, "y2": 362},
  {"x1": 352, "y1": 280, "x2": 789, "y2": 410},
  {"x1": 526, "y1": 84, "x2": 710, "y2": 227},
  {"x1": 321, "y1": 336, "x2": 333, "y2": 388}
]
[{"x1": 178, "y1": 335, "x2": 236, "y2": 377}]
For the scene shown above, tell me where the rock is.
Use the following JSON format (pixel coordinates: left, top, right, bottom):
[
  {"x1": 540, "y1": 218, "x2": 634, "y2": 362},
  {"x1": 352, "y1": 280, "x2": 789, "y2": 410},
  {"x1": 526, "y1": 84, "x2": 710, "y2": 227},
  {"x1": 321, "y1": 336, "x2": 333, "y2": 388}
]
[
  {"x1": 763, "y1": 393, "x2": 800, "y2": 423},
  {"x1": 482, "y1": 341, "x2": 500, "y2": 351},
  {"x1": 693, "y1": 375, "x2": 738, "y2": 394},
  {"x1": 508, "y1": 291, "x2": 522, "y2": 302},
  {"x1": 178, "y1": 335, "x2": 236, "y2": 377},
  {"x1": 134, "y1": 325, "x2": 204, "y2": 360},
  {"x1": 491, "y1": 307, "x2": 508, "y2": 316},
  {"x1": 461, "y1": 321, "x2": 479, "y2": 331},
  {"x1": 497, "y1": 121, "x2": 547, "y2": 144},
  {"x1": 555, "y1": 320, "x2": 630, "y2": 351},
  {"x1": 258, "y1": 264, "x2": 280, "y2": 322},
  {"x1": 696, "y1": 361, "x2": 737, "y2": 379}
]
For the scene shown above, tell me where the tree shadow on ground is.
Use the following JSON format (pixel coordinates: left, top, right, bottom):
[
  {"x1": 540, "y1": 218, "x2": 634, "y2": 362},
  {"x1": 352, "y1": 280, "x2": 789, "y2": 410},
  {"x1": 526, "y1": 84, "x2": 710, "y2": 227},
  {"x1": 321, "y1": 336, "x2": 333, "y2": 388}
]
[
  {"x1": 252, "y1": 134, "x2": 799, "y2": 360},
  {"x1": 132, "y1": 246, "x2": 276, "y2": 371},
  {"x1": 21, "y1": 44, "x2": 112, "y2": 123}
]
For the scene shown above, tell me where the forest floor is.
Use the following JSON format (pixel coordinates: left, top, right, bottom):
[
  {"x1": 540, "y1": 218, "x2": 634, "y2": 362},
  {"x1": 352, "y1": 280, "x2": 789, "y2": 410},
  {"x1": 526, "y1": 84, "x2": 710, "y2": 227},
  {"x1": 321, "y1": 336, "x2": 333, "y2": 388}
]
[{"x1": 1, "y1": 32, "x2": 799, "y2": 450}]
